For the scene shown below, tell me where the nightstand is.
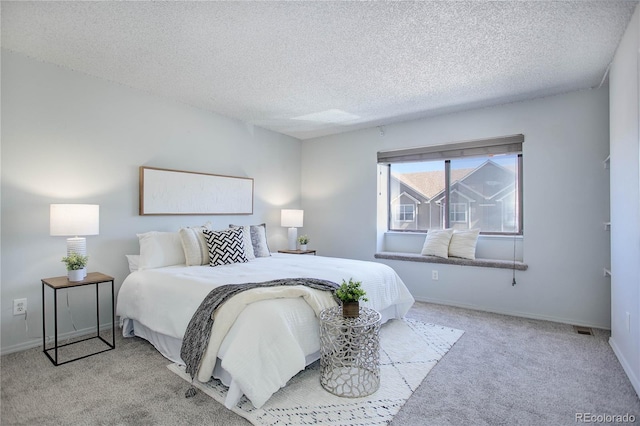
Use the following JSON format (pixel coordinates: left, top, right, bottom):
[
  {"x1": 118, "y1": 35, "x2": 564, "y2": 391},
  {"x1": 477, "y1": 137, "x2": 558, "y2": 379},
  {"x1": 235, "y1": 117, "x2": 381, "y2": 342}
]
[
  {"x1": 277, "y1": 249, "x2": 317, "y2": 255},
  {"x1": 41, "y1": 272, "x2": 115, "y2": 366}
]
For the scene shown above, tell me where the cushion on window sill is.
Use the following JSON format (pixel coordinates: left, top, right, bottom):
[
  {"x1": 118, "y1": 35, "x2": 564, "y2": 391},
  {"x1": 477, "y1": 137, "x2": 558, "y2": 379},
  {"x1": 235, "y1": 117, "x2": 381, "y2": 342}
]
[{"x1": 374, "y1": 251, "x2": 528, "y2": 270}]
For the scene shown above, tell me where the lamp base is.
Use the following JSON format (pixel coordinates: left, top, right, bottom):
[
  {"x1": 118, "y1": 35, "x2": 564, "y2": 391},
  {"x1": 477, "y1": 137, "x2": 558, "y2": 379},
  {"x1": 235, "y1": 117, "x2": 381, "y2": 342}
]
[
  {"x1": 287, "y1": 228, "x2": 298, "y2": 251},
  {"x1": 66, "y1": 237, "x2": 87, "y2": 278}
]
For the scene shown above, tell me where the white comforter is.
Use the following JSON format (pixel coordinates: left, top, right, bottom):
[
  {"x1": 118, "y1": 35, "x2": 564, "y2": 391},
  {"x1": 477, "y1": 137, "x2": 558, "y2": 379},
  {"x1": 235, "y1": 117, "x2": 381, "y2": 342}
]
[{"x1": 116, "y1": 253, "x2": 414, "y2": 408}]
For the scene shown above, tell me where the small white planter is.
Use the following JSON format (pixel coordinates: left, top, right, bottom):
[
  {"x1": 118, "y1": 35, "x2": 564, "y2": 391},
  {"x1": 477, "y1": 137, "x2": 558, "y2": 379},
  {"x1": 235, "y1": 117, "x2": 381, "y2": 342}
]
[
  {"x1": 68, "y1": 269, "x2": 84, "y2": 282},
  {"x1": 300, "y1": 244, "x2": 308, "y2": 251}
]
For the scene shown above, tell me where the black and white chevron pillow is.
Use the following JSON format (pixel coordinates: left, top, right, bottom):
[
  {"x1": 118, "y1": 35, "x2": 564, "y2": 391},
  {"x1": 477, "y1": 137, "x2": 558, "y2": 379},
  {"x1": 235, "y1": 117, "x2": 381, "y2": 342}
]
[{"x1": 203, "y1": 227, "x2": 248, "y2": 267}]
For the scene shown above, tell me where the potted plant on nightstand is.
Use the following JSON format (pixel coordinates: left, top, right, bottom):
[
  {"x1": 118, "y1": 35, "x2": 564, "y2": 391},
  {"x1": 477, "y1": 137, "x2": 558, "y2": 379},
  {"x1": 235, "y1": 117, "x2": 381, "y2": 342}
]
[
  {"x1": 335, "y1": 278, "x2": 368, "y2": 318},
  {"x1": 297, "y1": 235, "x2": 309, "y2": 251},
  {"x1": 62, "y1": 252, "x2": 88, "y2": 282}
]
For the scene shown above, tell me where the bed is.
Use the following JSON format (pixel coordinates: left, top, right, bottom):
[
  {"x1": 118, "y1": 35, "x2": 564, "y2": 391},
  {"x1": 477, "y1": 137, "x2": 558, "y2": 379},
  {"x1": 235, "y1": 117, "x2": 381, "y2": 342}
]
[{"x1": 116, "y1": 227, "x2": 414, "y2": 409}]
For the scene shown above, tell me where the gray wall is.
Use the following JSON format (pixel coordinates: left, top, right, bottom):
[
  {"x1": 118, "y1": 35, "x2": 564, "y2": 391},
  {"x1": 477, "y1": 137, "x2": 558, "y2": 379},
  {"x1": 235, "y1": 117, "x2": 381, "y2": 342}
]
[
  {"x1": 1, "y1": 51, "x2": 302, "y2": 354},
  {"x1": 301, "y1": 87, "x2": 611, "y2": 329},
  {"x1": 609, "y1": 4, "x2": 640, "y2": 396},
  {"x1": 0, "y1": 44, "x2": 624, "y2": 369}
]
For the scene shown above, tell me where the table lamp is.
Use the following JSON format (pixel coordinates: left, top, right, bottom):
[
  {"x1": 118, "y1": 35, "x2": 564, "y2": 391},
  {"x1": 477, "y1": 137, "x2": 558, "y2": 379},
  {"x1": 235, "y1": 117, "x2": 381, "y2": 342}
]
[
  {"x1": 50, "y1": 204, "x2": 99, "y2": 278},
  {"x1": 281, "y1": 209, "x2": 303, "y2": 250}
]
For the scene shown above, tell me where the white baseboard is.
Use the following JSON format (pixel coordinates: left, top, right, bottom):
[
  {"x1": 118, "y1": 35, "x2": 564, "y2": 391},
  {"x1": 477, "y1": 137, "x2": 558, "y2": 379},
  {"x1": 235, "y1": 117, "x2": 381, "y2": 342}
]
[
  {"x1": 412, "y1": 296, "x2": 611, "y2": 330},
  {"x1": 609, "y1": 337, "x2": 640, "y2": 397},
  {"x1": 0, "y1": 323, "x2": 115, "y2": 356}
]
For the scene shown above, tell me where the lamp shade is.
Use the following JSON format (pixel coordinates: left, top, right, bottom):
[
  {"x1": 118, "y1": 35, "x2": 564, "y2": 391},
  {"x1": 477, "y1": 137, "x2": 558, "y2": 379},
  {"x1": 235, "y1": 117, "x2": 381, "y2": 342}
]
[
  {"x1": 281, "y1": 209, "x2": 303, "y2": 228},
  {"x1": 50, "y1": 204, "x2": 100, "y2": 236}
]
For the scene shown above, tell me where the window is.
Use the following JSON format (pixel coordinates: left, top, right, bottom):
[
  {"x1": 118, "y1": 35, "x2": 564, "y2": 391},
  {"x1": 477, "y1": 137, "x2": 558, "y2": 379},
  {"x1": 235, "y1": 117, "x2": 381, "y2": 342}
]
[
  {"x1": 450, "y1": 203, "x2": 467, "y2": 223},
  {"x1": 379, "y1": 134, "x2": 523, "y2": 235},
  {"x1": 396, "y1": 204, "x2": 415, "y2": 222}
]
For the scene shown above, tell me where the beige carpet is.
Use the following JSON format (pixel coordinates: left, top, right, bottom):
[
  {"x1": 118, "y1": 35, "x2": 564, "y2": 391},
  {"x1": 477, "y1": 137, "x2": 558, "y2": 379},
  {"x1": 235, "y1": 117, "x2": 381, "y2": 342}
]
[{"x1": 2, "y1": 302, "x2": 638, "y2": 425}]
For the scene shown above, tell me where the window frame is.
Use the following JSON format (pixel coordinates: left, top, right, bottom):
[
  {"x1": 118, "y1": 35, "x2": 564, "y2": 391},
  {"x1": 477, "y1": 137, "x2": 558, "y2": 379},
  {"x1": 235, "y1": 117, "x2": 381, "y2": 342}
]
[{"x1": 380, "y1": 134, "x2": 524, "y2": 236}]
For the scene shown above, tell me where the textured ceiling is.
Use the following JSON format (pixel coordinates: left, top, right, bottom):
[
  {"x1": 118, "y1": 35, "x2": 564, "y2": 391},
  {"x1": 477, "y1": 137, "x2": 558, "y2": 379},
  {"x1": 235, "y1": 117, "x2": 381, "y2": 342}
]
[{"x1": 1, "y1": 1, "x2": 637, "y2": 140}]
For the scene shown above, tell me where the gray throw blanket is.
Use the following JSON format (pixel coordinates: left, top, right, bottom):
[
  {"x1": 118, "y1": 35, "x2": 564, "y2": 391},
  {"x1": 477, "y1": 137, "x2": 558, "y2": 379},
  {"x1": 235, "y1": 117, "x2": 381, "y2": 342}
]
[{"x1": 180, "y1": 277, "x2": 339, "y2": 387}]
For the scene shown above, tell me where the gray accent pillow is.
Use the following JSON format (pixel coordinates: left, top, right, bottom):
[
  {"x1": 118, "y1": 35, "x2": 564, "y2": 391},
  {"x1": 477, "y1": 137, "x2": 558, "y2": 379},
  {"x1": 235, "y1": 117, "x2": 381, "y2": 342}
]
[{"x1": 250, "y1": 223, "x2": 271, "y2": 257}]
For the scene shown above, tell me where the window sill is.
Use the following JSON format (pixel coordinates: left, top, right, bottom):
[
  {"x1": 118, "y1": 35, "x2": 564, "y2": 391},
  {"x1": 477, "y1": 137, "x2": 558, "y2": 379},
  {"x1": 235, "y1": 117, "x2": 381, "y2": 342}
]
[
  {"x1": 384, "y1": 231, "x2": 523, "y2": 239},
  {"x1": 374, "y1": 251, "x2": 528, "y2": 271}
]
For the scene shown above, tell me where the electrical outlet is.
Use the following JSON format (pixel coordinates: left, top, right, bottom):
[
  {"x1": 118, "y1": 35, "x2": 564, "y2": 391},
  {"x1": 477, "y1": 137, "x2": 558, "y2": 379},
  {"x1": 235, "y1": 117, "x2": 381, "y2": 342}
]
[
  {"x1": 432, "y1": 270, "x2": 439, "y2": 280},
  {"x1": 13, "y1": 298, "x2": 27, "y2": 315}
]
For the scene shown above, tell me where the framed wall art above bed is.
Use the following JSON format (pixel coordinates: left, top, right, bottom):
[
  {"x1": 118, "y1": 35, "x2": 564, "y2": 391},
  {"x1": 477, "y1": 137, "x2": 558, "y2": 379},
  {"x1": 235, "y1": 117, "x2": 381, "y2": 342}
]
[{"x1": 139, "y1": 166, "x2": 254, "y2": 215}]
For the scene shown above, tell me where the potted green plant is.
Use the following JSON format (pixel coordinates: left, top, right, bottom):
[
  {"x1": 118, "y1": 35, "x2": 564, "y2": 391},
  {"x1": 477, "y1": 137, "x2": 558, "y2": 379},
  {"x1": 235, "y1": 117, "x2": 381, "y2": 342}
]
[
  {"x1": 335, "y1": 278, "x2": 368, "y2": 318},
  {"x1": 62, "y1": 252, "x2": 88, "y2": 282},
  {"x1": 297, "y1": 234, "x2": 309, "y2": 251}
]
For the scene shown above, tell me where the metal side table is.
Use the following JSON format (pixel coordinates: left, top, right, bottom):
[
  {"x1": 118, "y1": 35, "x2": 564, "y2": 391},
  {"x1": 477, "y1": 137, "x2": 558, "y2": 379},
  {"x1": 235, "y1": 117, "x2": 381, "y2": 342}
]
[{"x1": 319, "y1": 306, "x2": 381, "y2": 397}]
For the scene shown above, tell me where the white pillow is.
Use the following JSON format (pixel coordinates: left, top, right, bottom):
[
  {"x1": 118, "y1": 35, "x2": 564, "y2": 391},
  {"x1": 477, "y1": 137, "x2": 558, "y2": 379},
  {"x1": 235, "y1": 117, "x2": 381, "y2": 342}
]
[
  {"x1": 228, "y1": 225, "x2": 256, "y2": 260},
  {"x1": 125, "y1": 255, "x2": 139, "y2": 273},
  {"x1": 420, "y1": 228, "x2": 454, "y2": 258},
  {"x1": 448, "y1": 228, "x2": 480, "y2": 260},
  {"x1": 137, "y1": 231, "x2": 186, "y2": 270},
  {"x1": 179, "y1": 226, "x2": 212, "y2": 266}
]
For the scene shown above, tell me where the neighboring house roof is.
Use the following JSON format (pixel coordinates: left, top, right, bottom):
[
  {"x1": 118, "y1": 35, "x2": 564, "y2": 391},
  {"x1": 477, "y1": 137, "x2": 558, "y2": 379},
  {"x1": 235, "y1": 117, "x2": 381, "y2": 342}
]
[
  {"x1": 450, "y1": 189, "x2": 476, "y2": 202},
  {"x1": 392, "y1": 168, "x2": 472, "y2": 199},
  {"x1": 391, "y1": 191, "x2": 422, "y2": 204},
  {"x1": 392, "y1": 160, "x2": 516, "y2": 202},
  {"x1": 451, "y1": 160, "x2": 516, "y2": 199}
]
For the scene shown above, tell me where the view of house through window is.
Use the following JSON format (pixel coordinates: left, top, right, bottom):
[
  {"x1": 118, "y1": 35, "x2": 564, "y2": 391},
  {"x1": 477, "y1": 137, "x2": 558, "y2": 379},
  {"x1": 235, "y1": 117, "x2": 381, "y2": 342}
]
[{"x1": 389, "y1": 154, "x2": 522, "y2": 234}]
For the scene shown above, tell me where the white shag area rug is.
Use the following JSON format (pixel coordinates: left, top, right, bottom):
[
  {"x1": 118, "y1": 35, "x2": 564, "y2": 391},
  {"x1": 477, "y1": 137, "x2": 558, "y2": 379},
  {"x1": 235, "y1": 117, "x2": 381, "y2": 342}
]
[{"x1": 168, "y1": 318, "x2": 464, "y2": 425}]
